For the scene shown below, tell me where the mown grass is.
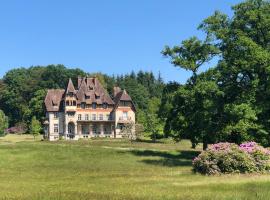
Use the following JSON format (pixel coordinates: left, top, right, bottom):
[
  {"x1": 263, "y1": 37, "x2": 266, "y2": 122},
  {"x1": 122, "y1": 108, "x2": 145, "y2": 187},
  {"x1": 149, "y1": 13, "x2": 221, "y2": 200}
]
[{"x1": 0, "y1": 135, "x2": 270, "y2": 200}]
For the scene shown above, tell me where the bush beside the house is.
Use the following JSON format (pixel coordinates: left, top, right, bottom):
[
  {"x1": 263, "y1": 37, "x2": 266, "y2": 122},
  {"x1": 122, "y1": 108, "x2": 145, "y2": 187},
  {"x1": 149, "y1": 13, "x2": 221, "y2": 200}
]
[{"x1": 193, "y1": 142, "x2": 270, "y2": 175}]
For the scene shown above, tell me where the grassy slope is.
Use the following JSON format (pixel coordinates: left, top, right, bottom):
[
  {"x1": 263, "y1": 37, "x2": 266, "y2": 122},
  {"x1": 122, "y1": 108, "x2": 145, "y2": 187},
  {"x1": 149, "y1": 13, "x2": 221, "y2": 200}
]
[{"x1": 0, "y1": 135, "x2": 270, "y2": 200}]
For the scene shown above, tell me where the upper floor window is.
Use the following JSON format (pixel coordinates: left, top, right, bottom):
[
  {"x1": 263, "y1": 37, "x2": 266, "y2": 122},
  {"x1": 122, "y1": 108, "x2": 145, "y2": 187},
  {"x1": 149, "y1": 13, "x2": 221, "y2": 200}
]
[
  {"x1": 85, "y1": 114, "x2": 89, "y2": 121},
  {"x1": 81, "y1": 103, "x2": 86, "y2": 109},
  {"x1": 85, "y1": 95, "x2": 90, "y2": 100},
  {"x1": 123, "y1": 112, "x2": 128, "y2": 119},
  {"x1": 103, "y1": 103, "x2": 108, "y2": 109},
  {"x1": 120, "y1": 101, "x2": 130, "y2": 107},
  {"x1": 99, "y1": 114, "x2": 103, "y2": 120},
  {"x1": 73, "y1": 101, "x2": 76, "y2": 106},
  {"x1": 66, "y1": 101, "x2": 70, "y2": 106},
  {"x1": 92, "y1": 114, "x2": 96, "y2": 120},
  {"x1": 95, "y1": 94, "x2": 100, "y2": 100},
  {"x1": 54, "y1": 124, "x2": 59, "y2": 133},
  {"x1": 92, "y1": 103, "x2": 97, "y2": 109},
  {"x1": 54, "y1": 112, "x2": 58, "y2": 119},
  {"x1": 78, "y1": 114, "x2": 82, "y2": 120},
  {"x1": 67, "y1": 112, "x2": 75, "y2": 117}
]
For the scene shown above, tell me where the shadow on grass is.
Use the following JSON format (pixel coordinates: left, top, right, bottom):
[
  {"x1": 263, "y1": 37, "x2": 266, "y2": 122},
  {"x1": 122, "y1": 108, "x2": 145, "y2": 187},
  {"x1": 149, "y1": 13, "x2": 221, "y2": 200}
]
[
  {"x1": 122, "y1": 149, "x2": 201, "y2": 167},
  {"x1": 135, "y1": 138, "x2": 164, "y2": 144}
]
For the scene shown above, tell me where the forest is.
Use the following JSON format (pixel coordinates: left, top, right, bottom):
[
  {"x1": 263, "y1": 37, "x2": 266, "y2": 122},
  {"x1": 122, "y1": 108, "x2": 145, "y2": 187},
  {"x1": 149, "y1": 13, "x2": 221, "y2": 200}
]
[{"x1": 0, "y1": 0, "x2": 270, "y2": 149}]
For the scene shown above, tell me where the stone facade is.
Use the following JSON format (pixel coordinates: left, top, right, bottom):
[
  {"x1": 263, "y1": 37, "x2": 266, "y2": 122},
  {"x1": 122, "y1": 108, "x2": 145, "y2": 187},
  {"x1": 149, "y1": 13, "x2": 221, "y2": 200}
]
[{"x1": 44, "y1": 77, "x2": 136, "y2": 141}]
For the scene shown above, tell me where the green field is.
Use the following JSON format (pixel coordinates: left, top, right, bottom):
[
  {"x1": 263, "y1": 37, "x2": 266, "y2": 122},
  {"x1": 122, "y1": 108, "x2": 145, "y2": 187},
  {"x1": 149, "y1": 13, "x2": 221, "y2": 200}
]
[{"x1": 0, "y1": 135, "x2": 270, "y2": 200}]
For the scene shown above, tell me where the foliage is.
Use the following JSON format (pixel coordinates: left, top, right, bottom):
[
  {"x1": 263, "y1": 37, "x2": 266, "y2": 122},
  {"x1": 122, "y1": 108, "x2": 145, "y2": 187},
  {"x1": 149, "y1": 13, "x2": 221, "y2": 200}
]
[
  {"x1": 29, "y1": 116, "x2": 41, "y2": 139},
  {"x1": 0, "y1": 65, "x2": 165, "y2": 137},
  {"x1": 193, "y1": 142, "x2": 270, "y2": 175},
  {"x1": 0, "y1": 110, "x2": 8, "y2": 136},
  {"x1": 120, "y1": 121, "x2": 136, "y2": 142},
  {"x1": 162, "y1": 0, "x2": 270, "y2": 147}
]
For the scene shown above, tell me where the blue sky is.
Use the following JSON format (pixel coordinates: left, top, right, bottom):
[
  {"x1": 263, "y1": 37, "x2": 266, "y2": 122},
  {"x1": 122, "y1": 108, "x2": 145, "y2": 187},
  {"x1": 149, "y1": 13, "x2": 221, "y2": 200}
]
[{"x1": 0, "y1": 0, "x2": 241, "y2": 83}]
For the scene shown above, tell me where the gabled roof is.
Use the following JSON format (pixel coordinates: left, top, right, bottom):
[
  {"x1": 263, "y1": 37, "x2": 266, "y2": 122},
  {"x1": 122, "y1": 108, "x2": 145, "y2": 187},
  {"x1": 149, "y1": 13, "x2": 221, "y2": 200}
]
[
  {"x1": 44, "y1": 89, "x2": 65, "y2": 112},
  {"x1": 76, "y1": 77, "x2": 114, "y2": 105},
  {"x1": 113, "y1": 89, "x2": 136, "y2": 112},
  {"x1": 66, "y1": 78, "x2": 75, "y2": 94}
]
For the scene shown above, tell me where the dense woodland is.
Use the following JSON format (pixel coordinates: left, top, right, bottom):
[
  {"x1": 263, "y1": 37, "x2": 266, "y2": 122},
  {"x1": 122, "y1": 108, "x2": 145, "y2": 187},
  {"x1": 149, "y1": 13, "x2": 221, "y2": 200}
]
[{"x1": 0, "y1": 0, "x2": 270, "y2": 149}]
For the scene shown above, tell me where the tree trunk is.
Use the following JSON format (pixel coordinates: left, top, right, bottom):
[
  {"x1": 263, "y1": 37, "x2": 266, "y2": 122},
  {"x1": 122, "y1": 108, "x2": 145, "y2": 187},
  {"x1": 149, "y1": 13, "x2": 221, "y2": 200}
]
[{"x1": 203, "y1": 141, "x2": 208, "y2": 150}]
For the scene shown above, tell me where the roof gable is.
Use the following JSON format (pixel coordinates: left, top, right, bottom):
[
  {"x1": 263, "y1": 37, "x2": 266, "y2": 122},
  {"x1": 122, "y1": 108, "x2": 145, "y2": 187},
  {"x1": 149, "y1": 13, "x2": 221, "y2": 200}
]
[{"x1": 44, "y1": 89, "x2": 65, "y2": 112}]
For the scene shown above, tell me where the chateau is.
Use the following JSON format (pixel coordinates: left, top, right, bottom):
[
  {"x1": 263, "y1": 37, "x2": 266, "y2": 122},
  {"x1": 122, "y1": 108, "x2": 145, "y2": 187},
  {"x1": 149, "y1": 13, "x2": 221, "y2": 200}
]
[{"x1": 44, "y1": 77, "x2": 136, "y2": 141}]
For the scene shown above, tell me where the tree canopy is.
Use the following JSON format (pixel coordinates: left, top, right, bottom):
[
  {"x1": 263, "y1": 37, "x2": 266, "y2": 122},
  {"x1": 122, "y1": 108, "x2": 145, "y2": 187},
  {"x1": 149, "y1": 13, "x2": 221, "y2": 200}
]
[{"x1": 162, "y1": 0, "x2": 270, "y2": 148}]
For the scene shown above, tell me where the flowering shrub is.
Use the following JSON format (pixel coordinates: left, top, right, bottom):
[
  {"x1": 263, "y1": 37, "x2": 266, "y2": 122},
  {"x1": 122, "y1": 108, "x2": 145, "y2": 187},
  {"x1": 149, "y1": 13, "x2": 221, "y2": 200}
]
[{"x1": 193, "y1": 142, "x2": 270, "y2": 175}]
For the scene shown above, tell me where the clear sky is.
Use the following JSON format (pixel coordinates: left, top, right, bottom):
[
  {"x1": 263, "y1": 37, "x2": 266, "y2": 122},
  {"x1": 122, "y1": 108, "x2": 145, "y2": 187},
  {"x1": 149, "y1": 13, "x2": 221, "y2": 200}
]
[{"x1": 0, "y1": 0, "x2": 242, "y2": 83}]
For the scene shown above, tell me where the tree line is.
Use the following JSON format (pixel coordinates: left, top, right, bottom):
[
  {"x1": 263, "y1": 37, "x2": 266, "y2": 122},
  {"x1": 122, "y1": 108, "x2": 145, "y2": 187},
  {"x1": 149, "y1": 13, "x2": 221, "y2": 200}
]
[
  {"x1": 0, "y1": 65, "x2": 168, "y2": 139},
  {"x1": 1, "y1": 0, "x2": 270, "y2": 150}
]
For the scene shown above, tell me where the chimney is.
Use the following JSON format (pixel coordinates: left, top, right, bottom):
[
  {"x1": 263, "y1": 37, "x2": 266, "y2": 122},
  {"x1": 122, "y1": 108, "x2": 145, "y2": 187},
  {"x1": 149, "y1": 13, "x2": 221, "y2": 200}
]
[
  {"x1": 78, "y1": 76, "x2": 82, "y2": 88},
  {"x1": 114, "y1": 86, "x2": 121, "y2": 97}
]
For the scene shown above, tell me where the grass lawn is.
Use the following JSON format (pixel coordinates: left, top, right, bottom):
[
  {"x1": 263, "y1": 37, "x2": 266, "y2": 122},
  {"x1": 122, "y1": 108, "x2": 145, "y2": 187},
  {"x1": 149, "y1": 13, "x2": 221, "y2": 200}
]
[{"x1": 0, "y1": 135, "x2": 270, "y2": 200}]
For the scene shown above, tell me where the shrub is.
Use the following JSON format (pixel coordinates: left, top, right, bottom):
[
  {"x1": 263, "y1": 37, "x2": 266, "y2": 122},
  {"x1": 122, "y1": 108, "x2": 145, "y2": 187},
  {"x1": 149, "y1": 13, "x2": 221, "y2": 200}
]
[{"x1": 193, "y1": 142, "x2": 270, "y2": 175}]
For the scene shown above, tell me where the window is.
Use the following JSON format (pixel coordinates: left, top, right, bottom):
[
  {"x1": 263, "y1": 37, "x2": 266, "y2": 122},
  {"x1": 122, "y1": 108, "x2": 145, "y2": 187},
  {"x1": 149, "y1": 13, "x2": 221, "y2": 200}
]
[
  {"x1": 54, "y1": 124, "x2": 59, "y2": 133},
  {"x1": 66, "y1": 101, "x2": 70, "y2": 106},
  {"x1": 78, "y1": 114, "x2": 82, "y2": 120},
  {"x1": 85, "y1": 95, "x2": 90, "y2": 100},
  {"x1": 99, "y1": 114, "x2": 103, "y2": 120},
  {"x1": 92, "y1": 103, "x2": 97, "y2": 109},
  {"x1": 81, "y1": 103, "x2": 86, "y2": 109},
  {"x1": 85, "y1": 114, "x2": 89, "y2": 121},
  {"x1": 54, "y1": 112, "x2": 58, "y2": 119},
  {"x1": 106, "y1": 114, "x2": 110, "y2": 120},
  {"x1": 96, "y1": 95, "x2": 100, "y2": 99},
  {"x1": 92, "y1": 125, "x2": 97, "y2": 134},
  {"x1": 123, "y1": 112, "x2": 128, "y2": 120},
  {"x1": 67, "y1": 112, "x2": 75, "y2": 117},
  {"x1": 92, "y1": 114, "x2": 96, "y2": 120},
  {"x1": 73, "y1": 101, "x2": 76, "y2": 106},
  {"x1": 103, "y1": 103, "x2": 108, "y2": 109}
]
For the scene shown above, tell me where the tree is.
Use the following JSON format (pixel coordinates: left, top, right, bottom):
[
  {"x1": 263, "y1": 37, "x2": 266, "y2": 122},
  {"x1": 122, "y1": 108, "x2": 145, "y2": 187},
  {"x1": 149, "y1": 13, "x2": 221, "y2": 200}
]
[
  {"x1": 162, "y1": 36, "x2": 219, "y2": 84},
  {"x1": 0, "y1": 110, "x2": 8, "y2": 136},
  {"x1": 120, "y1": 121, "x2": 136, "y2": 142},
  {"x1": 162, "y1": 0, "x2": 270, "y2": 147},
  {"x1": 143, "y1": 98, "x2": 164, "y2": 141},
  {"x1": 30, "y1": 116, "x2": 41, "y2": 139}
]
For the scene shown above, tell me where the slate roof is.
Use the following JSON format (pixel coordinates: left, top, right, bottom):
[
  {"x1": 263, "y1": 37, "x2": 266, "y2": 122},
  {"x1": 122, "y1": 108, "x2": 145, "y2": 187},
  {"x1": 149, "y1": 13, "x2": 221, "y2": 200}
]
[
  {"x1": 45, "y1": 77, "x2": 119, "y2": 112},
  {"x1": 66, "y1": 78, "x2": 75, "y2": 94},
  {"x1": 44, "y1": 89, "x2": 65, "y2": 112},
  {"x1": 113, "y1": 89, "x2": 136, "y2": 111}
]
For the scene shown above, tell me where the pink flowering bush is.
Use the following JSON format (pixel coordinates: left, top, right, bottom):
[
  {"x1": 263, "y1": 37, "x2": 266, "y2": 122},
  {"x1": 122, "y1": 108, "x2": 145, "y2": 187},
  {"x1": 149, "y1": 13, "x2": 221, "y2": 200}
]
[{"x1": 193, "y1": 142, "x2": 270, "y2": 175}]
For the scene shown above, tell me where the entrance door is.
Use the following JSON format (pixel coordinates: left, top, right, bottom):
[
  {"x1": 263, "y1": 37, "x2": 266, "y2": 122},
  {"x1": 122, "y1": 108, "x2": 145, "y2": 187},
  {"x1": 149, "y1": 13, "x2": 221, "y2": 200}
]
[{"x1": 68, "y1": 122, "x2": 75, "y2": 139}]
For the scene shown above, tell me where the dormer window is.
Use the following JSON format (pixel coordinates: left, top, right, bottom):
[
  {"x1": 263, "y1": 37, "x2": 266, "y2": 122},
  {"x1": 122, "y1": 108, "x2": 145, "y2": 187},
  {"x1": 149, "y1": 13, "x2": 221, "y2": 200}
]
[
  {"x1": 95, "y1": 95, "x2": 100, "y2": 100},
  {"x1": 89, "y1": 86, "x2": 94, "y2": 91},
  {"x1": 81, "y1": 103, "x2": 86, "y2": 109},
  {"x1": 103, "y1": 103, "x2": 108, "y2": 109},
  {"x1": 68, "y1": 92, "x2": 73, "y2": 97},
  {"x1": 85, "y1": 95, "x2": 90, "y2": 100}
]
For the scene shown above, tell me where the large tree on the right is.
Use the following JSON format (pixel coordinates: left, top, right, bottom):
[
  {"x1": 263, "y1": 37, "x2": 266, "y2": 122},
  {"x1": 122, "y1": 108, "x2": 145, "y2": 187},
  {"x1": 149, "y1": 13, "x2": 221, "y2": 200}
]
[{"x1": 163, "y1": 0, "x2": 270, "y2": 148}]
